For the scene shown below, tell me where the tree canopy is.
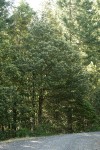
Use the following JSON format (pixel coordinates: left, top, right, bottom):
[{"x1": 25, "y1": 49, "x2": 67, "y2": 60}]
[{"x1": 0, "y1": 0, "x2": 100, "y2": 140}]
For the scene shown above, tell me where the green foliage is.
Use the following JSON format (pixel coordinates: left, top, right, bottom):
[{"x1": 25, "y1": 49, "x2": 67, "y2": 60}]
[
  {"x1": 16, "y1": 128, "x2": 32, "y2": 137},
  {"x1": 33, "y1": 124, "x2": 55, "y2": 136},
  {"x1": 0, "y1": 0, "x2": 99, "y2": 140}
]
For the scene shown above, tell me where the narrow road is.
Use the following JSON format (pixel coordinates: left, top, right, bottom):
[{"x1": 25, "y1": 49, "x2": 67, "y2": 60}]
[{"x1": 0, "y1": 132, "x2": 100, "y2": 150}]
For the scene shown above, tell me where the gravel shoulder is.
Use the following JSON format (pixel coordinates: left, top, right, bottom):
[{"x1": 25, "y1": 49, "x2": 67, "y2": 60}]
[{"x1": 0, "y1": 132, "x2": 100, "y2": 150}]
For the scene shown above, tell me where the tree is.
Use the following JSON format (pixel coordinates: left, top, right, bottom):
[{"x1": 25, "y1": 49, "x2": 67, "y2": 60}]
[
  {"x1": 0, "y1": 0, "x2": 11, "y2": 132},
  {"x1": 75, "y1": 0, "x2": 100, "y2": 128},
  {"x1": 0, "y1": 0, "x2": 99, "y2": 140},
  {"x1": 56, "y1": 0, "x2": 99, "y2": 132}
]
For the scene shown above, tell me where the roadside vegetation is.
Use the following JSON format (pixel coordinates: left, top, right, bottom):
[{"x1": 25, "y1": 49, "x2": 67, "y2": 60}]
[{"x1": 0, "y1": 0, "x2": 100, "y2": 140}]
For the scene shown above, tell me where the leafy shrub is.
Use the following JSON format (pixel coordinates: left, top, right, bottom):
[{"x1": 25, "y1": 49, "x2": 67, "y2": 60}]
[
  {"x1": 16, "y1": 128, "x2": 32, "y2": 137},
  {"x1": 0, "y1": 130, "x2": 16, "y2": 140},
  {"x1": 33, "y1": 123, "x2": 55, "y2": 136}
]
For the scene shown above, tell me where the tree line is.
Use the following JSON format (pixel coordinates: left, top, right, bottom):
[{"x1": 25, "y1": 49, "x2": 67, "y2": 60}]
[{"x1": 0, "y1": 0, "x2": 100, "y2": 140}]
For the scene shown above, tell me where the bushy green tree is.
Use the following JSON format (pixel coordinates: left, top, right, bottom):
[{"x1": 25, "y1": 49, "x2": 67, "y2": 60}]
[
  {"x1": 0, "y1": 0, "x2": 99, "y2": 140},
  {"x1": 0, "y1": 0, "x2": 11, "y2": 132},
  {"x1": 57, "y1": 0, "x2": 100, "y2": 131}
]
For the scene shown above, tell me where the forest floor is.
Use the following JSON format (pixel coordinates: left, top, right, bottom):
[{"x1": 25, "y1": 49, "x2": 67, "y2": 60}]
[{"x1": 0, "y1": 132, "x2": 100, "y2": 150}]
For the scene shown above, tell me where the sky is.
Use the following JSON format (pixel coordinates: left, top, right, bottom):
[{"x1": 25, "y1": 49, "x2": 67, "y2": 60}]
[{"x1": 12, "y1": 0, "x2": 45, "y2": 11}]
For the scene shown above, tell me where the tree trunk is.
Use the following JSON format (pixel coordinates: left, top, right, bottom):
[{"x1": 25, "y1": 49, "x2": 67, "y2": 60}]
[
  {"x1": 38, "y1": 88, "x2": 44, "y2": 125},
  {"x1": 12, "y1": 101, "x2": 17, "y2": 137},
  {"x1": 67, "y1": 107, "x2": 73, "y2": 133},
  {"x1": 1, "y1": 125, "x2": 4, "y2": 132},
  {"x1": 31, "y1": 72, "x2": 36, "y2": 131}
]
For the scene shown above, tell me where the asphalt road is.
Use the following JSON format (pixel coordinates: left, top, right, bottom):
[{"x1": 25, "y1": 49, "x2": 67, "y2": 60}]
[{"x1": 0, "y1": 132, "x2": 100, "y2": 150}]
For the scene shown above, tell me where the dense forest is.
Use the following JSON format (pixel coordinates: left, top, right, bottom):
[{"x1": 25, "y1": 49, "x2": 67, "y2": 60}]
[{"x1": 0, "y1": 0, "x2": 100, "y2": 140}]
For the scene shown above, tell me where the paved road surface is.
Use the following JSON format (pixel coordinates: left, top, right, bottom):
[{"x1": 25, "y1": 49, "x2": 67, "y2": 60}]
[{"x1": 0, "y1": 132, "x2": 100, "y2": 150}]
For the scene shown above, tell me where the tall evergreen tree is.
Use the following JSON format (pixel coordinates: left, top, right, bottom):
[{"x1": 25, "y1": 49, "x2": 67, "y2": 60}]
[{"x1": 0, "y1": 0, "x2": 11, "y2": 132}]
